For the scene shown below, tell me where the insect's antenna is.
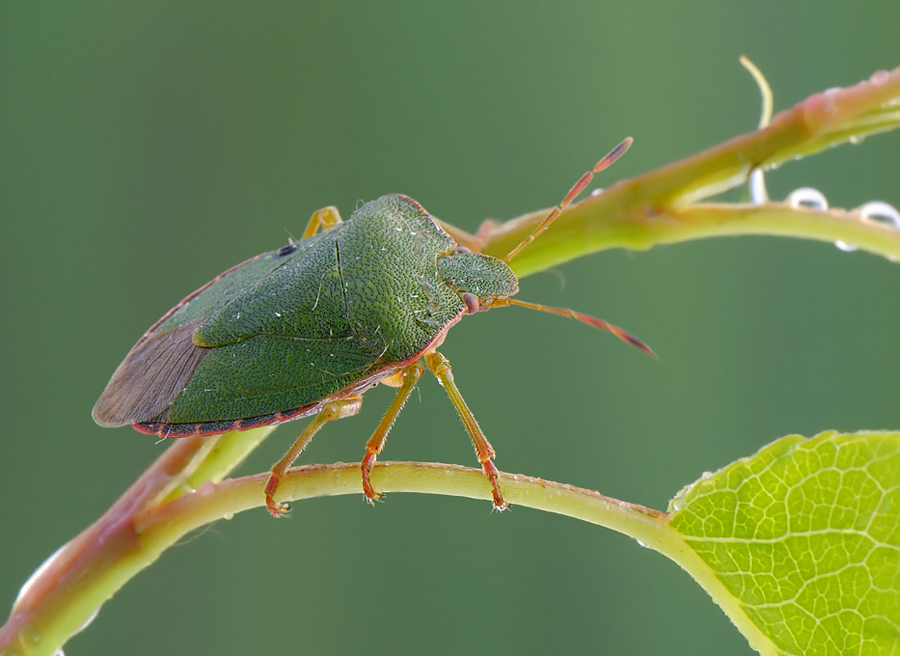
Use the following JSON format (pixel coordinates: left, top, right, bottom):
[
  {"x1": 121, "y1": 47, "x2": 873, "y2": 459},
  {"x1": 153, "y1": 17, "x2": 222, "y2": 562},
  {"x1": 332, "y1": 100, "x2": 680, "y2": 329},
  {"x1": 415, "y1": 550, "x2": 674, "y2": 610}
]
[
  {"x1": 504, "y1": 137, "x2": 633, "y2": 263},
  {"x1": 492, "y1": 297, "x2": 656, "y2": 358}
]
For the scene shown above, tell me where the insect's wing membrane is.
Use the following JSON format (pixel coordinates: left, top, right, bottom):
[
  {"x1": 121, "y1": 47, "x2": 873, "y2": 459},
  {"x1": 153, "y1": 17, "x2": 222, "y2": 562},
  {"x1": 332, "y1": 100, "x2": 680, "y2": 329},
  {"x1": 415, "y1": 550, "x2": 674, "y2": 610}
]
[{"x1": 92, "y1": 321, "x2": 206, "y2": 427}]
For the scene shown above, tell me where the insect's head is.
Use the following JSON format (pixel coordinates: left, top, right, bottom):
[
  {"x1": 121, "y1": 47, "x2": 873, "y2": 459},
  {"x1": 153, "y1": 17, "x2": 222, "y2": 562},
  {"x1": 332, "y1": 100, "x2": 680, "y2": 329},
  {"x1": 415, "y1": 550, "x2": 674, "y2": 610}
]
[{"x1": 436, "y1": 247, "x2": 518, "y2": 315}]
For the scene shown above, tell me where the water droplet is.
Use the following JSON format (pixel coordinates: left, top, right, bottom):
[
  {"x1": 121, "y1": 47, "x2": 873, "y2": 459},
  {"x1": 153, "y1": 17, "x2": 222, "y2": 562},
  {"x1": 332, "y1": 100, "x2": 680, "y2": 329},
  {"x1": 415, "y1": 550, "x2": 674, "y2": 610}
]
[
  {"x1": 590, "y1": 187, "x2": 605, "y2": 197},
  {"x1": 786, "y1": 187, "x2": 828, "y2": 210},
  {"x1": 856, "y1": 201, "x2": 900, "y2": 228},
  {"x1": 669, "y1": 485, "x2": 691, "y2": 512},
  {"x1": 835, "y1": 241, "x2": 858, "y2": 252},
  {"x1": 636, "y1": 540, "x2": 648, "y2": 549},
  {"x1": 223, "y1": 512, "x2": 234, "y2": 520}
]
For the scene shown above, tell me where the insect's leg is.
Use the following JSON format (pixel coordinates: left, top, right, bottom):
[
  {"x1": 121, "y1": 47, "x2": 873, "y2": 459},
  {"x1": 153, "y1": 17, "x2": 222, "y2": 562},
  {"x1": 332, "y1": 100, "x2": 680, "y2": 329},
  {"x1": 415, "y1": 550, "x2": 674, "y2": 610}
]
[
  {"x1": 423, "y1": 350, "x2": 508, "y2": 511},
  {"x1": 301, "y1": 206, "x2": 343, "y2": 239},
  {"x1": 361, "y1": 361, "x2": 426, "y2": 503},
  {"x1": 265, "y1": 396, "x2": 362, "y2": 517}
]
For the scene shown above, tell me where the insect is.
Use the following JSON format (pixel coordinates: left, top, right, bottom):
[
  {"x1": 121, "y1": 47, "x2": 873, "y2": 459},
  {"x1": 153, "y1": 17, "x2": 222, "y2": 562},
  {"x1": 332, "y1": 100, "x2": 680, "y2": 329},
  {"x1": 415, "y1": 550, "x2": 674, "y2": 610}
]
[{"x1": 92, "y1": 137, "x2": 653, "y2": 516}]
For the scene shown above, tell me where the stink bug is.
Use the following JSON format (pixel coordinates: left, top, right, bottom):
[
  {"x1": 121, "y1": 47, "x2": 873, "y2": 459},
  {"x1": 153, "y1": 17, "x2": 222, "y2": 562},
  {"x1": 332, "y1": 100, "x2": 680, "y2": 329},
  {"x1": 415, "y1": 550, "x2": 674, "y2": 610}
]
[{"x1": 93, "y1": 138, "x2": 652, "y2": 516}]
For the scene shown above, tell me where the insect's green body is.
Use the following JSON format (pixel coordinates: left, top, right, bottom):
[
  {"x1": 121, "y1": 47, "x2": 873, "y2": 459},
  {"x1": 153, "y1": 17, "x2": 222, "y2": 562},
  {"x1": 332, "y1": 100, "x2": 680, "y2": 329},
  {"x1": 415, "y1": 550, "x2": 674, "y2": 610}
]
[
  {"x1": 93, "y1": 138, "x2": 644, "y2": 514},
  {"x1": 93, "y1": 194, "x2": 516, "y2": 437}
]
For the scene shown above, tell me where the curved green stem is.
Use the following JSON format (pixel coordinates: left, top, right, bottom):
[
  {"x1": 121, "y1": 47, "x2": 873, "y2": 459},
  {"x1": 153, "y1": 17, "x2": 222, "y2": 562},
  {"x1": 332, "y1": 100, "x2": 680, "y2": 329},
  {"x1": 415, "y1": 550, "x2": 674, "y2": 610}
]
[
  {"x1": 450, "y1": 65, "x2": 900, "y2": 276},
  {"x1": 484, "y1": 202, "x2": 900, "y2": 279},
  {"x1": 146, "y1": 463, "x2": 774, "y2": 653},
  {"x1": 0, "y1": 461, "x2": 769, "y2": 656}
]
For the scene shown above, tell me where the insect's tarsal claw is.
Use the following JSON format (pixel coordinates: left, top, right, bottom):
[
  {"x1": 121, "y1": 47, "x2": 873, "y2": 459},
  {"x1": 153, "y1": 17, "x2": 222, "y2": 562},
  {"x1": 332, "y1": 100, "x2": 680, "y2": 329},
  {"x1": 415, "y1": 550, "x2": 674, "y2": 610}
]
[
  {"x1": 267, "y1": 501, "x2": 291, "y2": 519},
  {"x1": 363, "y1": 492, "x2": 385, "y2": 506},
  {"x1": 492, "y1": 501, "x2": 510, "y2": 512}
]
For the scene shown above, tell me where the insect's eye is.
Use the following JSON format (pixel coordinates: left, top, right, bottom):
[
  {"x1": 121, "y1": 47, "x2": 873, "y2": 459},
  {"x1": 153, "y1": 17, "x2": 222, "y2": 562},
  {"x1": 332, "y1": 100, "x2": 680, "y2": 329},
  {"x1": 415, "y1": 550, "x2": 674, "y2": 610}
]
[
  {"x1": 463, "y1": 293, "x2": 480, "y2": 315},
  {"x1": 277, "y1": 243, "x2": 299, "y2": 257}
]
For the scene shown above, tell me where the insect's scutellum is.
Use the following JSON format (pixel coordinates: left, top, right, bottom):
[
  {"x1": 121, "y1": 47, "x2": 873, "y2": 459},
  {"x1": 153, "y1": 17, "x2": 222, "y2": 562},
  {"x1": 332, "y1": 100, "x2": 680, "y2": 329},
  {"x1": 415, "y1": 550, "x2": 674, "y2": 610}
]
[{"x1": 93, "y1": 138, "x2": 650, "y2": 518}]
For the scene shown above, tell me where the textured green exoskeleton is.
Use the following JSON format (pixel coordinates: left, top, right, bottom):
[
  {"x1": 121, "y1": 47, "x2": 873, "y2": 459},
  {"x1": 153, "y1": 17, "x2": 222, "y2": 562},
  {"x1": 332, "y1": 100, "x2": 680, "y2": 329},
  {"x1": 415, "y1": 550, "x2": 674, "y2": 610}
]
[{"x1": 94, "y1": 139, "x2": 651, "y2": 515}]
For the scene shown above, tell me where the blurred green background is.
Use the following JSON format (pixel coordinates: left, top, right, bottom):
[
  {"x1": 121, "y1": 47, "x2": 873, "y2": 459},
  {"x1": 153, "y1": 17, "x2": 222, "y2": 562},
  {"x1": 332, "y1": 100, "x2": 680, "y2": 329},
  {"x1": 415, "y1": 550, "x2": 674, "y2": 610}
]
[{"x1": 2, "y1": 2, "x2": 898, "y2": 654}]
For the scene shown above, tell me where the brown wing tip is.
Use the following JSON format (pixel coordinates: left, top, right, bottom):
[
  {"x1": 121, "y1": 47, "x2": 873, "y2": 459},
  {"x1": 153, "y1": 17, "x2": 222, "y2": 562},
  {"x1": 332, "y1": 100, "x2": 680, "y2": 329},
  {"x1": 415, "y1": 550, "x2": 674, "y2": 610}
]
[
  {"x1": 92, "y1": 322, "x2": 207, "y2": 428},
  {"x1": 91, "y1": 399, "x2": 130, "y2": 427}
]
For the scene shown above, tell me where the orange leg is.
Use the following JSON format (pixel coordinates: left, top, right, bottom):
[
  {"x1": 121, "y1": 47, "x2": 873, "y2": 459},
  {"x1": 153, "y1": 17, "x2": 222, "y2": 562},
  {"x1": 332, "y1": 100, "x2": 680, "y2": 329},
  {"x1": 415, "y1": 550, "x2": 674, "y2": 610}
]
[
  {"x1": 423, "y1": 351, "x2": 508, "y2": 511},
  {"x1": 301, "y1": 206, "x2": 343, "y2": 238},
  {"x1": 265, "y1": 396, "x2": 362, "y2": 517},
  {"x1": 360, "y1": 361, "x2": 426, "y2": 502}
]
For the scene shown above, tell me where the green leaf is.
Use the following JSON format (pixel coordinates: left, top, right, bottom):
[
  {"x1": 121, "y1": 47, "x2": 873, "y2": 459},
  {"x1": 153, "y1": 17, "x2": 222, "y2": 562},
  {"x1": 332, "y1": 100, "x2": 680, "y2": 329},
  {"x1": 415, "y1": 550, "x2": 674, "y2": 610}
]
[{"x1": 668, "y1": 431, "x2": 900, "y2": 656}]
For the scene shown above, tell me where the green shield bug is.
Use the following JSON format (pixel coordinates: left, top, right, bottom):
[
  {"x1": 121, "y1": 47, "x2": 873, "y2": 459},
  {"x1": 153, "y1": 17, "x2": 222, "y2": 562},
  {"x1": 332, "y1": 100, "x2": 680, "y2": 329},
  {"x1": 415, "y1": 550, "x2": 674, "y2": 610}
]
[{"x1": 93, "y1": 138, "x2": 653, "y2": 516}]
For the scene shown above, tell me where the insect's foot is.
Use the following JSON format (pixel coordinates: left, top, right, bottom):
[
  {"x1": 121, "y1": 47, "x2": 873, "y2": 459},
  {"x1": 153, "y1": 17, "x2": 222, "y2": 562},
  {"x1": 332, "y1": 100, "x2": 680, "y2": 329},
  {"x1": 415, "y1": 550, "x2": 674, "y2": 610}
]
[
  {"x1": 486, "y1": 480, "x2": 509, "y2": 510},
  {"x1": 480, "y1": 460, "x2": 508, "y2": 512},
  {"x1": 363, "y1": 490, "x2": 385, "y2": 506},
  {"x1": 361, "y1": 464, "x2": 385, "y2": 506},
  {"x1": 266, "y1": 499, "x2": 291, "y2": 518}
]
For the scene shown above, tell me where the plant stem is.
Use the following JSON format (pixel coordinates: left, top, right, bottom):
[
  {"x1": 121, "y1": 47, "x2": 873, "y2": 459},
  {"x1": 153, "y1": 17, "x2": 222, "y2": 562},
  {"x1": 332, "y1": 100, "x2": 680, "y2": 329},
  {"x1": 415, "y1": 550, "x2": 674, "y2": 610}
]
[
  {"x1": 142, "y1": 462, "x2": 774, "y2": 654},
  {"x1": 481, "y1": 202, "x2": 900, "y2": 279},
  {"x1": 1, "y1": 461, "x2": 777, "y2": 656},
  {"x1": 460, "y1": 65, "x2": 900, "y2": 276},
  {"x1": 0, "y1": 428, "x2": 274, "y2": 656}
]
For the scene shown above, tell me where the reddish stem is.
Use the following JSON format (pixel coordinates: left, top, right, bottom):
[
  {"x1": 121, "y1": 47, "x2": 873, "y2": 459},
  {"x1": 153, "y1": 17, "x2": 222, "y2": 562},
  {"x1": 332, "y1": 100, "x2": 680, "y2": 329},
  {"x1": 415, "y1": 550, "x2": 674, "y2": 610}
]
[{"x1": 0, "y1": 436, "x2": 208, "y2": 651}]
